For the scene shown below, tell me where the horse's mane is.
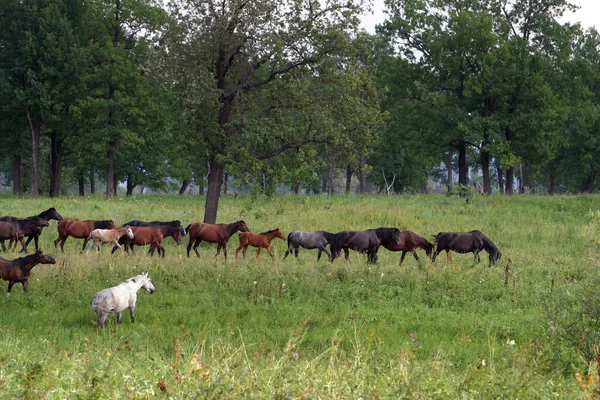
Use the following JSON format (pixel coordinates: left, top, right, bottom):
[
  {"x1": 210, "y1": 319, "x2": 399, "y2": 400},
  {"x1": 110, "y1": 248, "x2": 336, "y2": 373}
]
[
  {"x1": 472, "y1": 230, "x2": 499, "y2": 254},
  {"x1": 410, "y1": 232, "x2": 433, "y2": 251},
  {"x1": 321, "y1": 231, "x2": 336, "y2": 242},
  {"x1": 260, "y1": 228, "x2": 279, "y2": 235},
  {"x1": 11, "y1": 251, "x2": 43, "y2": 268}
]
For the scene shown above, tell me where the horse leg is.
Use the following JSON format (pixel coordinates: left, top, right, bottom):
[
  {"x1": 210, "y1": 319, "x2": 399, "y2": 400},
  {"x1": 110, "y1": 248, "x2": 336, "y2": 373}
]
[
  {"x1": 266, "y1": 246, "x2": 275, "y2": 260},
  {"x1": 256, "y1": 246, "x2": 263, "y2": 260},
  {"x1": 446, "y1": 250, "x2": 452, "y2": 260},
  {"x1": 7, "y1": 281, "x2": 15, "y2": 293},
  {"x1": 215, "y1": 243, "x2": 222, "y2": 257},
  {"x1": 117, "y1": 312, "x2": 123, "y2": 324},
  {"x1": 18, "y1": 237, "x2": 27, "y2": 253},
  {"x1": 222, "y1": 243, "x2": 228, "y2": 260},
  {"x1": 193, "y1": 239, "x2": 202, "y2": 258},
  {"x1": 22, "y1": 235, "x2": 34, "y2": 252},
  {"x1": 284, "y1": 247, "x2": 292, "y2": 260},
  {"x1": 242, "y1": 245, "x2": 248, "y2": 259},
  {"x1": 53, "y1": 236, "x2": 60, "y2": 249},
  {"x1": 344, "y1": 247, "x2": 350, "y2": 260},
  {"x1": 412, "y1": 250, "x2": 419, "y2": 261},
  {"x1": 130, "y1": 306, "x2": 135, "y2": 323},
  {"x1": 400, "y1": 251, "x2": 407, "y2": 266},
  {"x1": 160, "y1": 246, "x2": 165, "y2": 258},
  {"x1": 0, "y1": 240, "x2": 6, "y2": 252},
  {"x1": 82, "y1": 237, "x2": 91, "y2": 252},
  {"x1": 235, "y1": 244, "x2": 243, "y2": 260},
  {"x1": 186, "y1": 239, "x2": 193, "y2": 257},
  {"x1": 60, "y1": 237, "x2": 67, "y2": 253},
  {"x1": 22, "y1": 280, "x2": 28, "y2": 292}
]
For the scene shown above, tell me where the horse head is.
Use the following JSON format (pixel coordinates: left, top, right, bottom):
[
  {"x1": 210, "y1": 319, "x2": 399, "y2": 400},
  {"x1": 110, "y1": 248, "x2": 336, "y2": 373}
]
[
  {"x1": 124, "y1": 226, "x2": 134, "y2": 239},
  {"x1": 141, "y1": 272, "x2": 155, "y2": 293},
  {"x1": 237, "y1": 220, "x2": 250, "y2": 232},
  {"x1": 35, "y1": 250, "x2": 56, "y2": 265},
  {"x1": 46, "y1": 208, "x2": 64, "y2": 221},
  {"x1": 275, "y1": 229, "x2": 286, "y2": 240}
]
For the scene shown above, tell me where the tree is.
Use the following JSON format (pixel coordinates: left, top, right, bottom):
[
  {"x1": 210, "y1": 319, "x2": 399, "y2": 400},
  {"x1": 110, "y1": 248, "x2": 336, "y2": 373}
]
[{"x1": 167, "y1": 0, "x2": 367, "y2": 223}]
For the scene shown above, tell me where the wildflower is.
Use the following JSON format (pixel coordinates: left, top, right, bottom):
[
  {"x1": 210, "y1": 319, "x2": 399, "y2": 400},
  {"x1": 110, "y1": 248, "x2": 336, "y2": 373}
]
[
  {"x1": 293, "y1": 353, "x2": 299, "y2": 361},
  {"x1": 551, "y1": 327, "x2": 557, "y2": 333},
  {"x1": 410, "y1": 333, "x2": 415, "y2": 339},
  {"x1": 507, "y1": 339, "x2": 515, "y2": 347},
  {"x1": 548, "y1": 320, "x2": 554, "y2": 326}
]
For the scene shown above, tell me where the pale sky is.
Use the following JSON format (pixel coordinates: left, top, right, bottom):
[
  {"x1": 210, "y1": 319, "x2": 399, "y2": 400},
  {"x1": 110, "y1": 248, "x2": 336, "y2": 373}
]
[{"x1": 360, "y1": 0, "x2": 599, "y2": 33}]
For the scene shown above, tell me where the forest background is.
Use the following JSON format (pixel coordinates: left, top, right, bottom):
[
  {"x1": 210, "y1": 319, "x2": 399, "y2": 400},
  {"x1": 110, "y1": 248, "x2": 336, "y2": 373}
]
[{"x1": 1, "y1": 0, "x2": 600, "y2": 223}]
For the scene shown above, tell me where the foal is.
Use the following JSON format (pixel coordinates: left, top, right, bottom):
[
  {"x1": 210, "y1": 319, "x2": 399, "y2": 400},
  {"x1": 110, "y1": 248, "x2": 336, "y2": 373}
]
[
  {"x1": 87, "y1": 226, "x2": 134, "y2": 253},
  {"x1": 0, "y1": 250, "x2": 56, "y2": 292},
  {"x1": 235, "y1": 229, "x2": 286, "y2": 260}
]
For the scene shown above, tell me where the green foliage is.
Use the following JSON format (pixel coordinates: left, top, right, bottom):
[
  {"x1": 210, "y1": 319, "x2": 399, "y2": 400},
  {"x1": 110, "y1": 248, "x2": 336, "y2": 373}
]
[{"x1": 0, "y1": 194, "x2": 597, "y2": 397}]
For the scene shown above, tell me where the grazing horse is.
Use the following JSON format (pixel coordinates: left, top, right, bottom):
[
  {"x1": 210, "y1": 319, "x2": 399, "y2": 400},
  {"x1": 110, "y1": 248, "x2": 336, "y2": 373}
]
[
  {"x1": 90, "y1": 272, "x2": 155, "y2": 328},
  {"x1": 284, "y1": 230, "x2": 335, "y2": 261},
  {"x1": 112, "y1": 225, "x2": 186, "y2": 257},
  {"x1": 0, "y1": 250, "x2": 56, "y2": 292},
  {"x1": 186, "y1": 220, "x2": 250, "y2": 259},
  {"x1": 432, "y1": 230, "x2": 501, "y2": 267},
  {"x1": 54, "y1": 219, "x2": 116, "y2": 252},
  {"x1": 0, "y1": 221, "x2": 25, "y2": 252},
  {"x1": 381, "y1": 231, "x2": 434, "y2": 265},
  {"x1": 87, "y1": 226, "x2": 134, "y2": 253},
  {"x1": 0, "y1": 208, "x2": 63, "y2": 252},
  {"x1": 330, "y1": 227, "x2": 401, "y2": 264},
  {"x1": 123, "y1": 220, "x2": 185, "y2": 251},
  {"x1": 235, "y1": 228, "x2": 286, "y2": 260}
]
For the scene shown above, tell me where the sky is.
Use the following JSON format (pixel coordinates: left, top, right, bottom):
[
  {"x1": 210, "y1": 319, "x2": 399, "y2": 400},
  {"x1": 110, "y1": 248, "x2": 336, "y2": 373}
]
[{"x1": 359, "y1": 0, "x2": 599, "y2": 33}]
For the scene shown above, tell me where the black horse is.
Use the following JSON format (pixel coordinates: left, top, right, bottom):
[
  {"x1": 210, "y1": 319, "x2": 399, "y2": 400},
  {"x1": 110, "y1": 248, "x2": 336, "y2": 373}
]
[
  {"x1": 330, "y1": 227, "x2": 401, "y2": 264},
  {"x1": 432, "y1": 230, "x2": 501, "y2": 267},
  {"x1": 0, "y1": 217, "x2": 50, "y2": 253},
  {"x1": 0, "y1": 208, "x2": 63, "y2": 252},
  {"x1": 284, "y1": 230, "x2": 336, "y2": 261}
]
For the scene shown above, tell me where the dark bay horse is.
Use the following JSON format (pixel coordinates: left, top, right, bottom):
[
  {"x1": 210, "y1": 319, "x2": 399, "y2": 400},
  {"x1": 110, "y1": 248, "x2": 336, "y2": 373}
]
[
  {"x1": 113, "y1": 225, "x2": 186, "y2": 257},
  {"x1": 235, "y1": 228, "x2": 286, "y2": 260},
  {"x1": 0, "y1": 250, "x2": 56, "y2": 292},
  {"x1": 432, "y1": 230, "x2": 501, "y2": 267},
  {"x1": 54, "y1": 219, "x2": 116, "y2": 252},
  {"x1": 284, "y1": 230, "x2": 335, "y2": 261},
  {"x1": 0, "y1": 217, "x2": 49, "y2": 253},
  {"x1": 186, "y1": 220, "x2": 250, "y2": 259},
  {"x1": 381, "y1": 231, "x2": 434, "y2": 265},
  {"x1": 0, "y1": 221, "x2": 25, "y2": 252},
  {"x1": 123, "y1": 220, "x2": 185, "y2": 251},
  {"x1": 330, "y1": 227, "x2": 401, "y2": 264},
  {"x1": 0, "y1": 208, "x2": 63, "y2": 252}
]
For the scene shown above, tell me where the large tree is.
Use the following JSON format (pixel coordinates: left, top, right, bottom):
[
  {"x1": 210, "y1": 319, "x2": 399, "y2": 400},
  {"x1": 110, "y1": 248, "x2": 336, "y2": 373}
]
[{"x1": 167, "y1": 0, "x2": 367, "y2": 223}]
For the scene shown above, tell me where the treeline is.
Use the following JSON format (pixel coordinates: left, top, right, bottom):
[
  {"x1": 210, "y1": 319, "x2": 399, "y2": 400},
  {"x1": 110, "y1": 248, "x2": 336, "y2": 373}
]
[{"x1": 1, "y1": 1, "x2": 599, "y2": 220}]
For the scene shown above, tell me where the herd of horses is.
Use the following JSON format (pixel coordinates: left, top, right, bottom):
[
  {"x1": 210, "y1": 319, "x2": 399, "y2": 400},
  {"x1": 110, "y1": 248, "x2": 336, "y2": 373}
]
[{"x1": 0, "y1": 207, "x2": 502, "y2": 326}]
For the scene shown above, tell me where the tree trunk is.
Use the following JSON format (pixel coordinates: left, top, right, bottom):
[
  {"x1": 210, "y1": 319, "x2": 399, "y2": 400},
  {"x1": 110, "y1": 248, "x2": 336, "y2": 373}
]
[
  {"x1": 204, "y1": 157, "x2": 224, "y2": 224},
  {"x1": 12, "y1": 155, "x2": 23, "y2": 195},
  {"x1": 524, "y1": 164, "x2": 534, "y2": 193},
  {"x1": 496, "y1": 160, "x2": 504, "y2": 194},
  {"x1": 179, "y1": 179, "x2": 191, "y2": 195},
  {"x1": 49, "y1": 132, "x2": 63, "y2": 198},
  {"x1": 359, "y1": 170, "x2": 367, "y2": 193},
  {"x1": 27, "y1": 109, "x2": 40, "y2": 197},
  {"x1": 291, "y1": 182, "x2": 300, "y2": 194},
  {"x1": 113, "y1": 170, "x2": 118, "y2": 196},
  {"x1": 548, "y1": 174, "x2": 555, "y2": 195},
  {"x1": 447, "y1": 148, "x2": 453, "y2": 192},
  {"x1": 78, "y1": 172, "x2": 85, "y2": 196},
  {"x1": 223, "y1": 173, "x2": 229, "y2": 195},
  {"x1": 457, "y1": 141, "x2": 468, "y2": 185},
  {"x1": 346, "y1": 165, "x2": 352, "y2": 194},
  {"x1": 90, "y1": 167, "x2": 96, "y2": 194},
  {"x1": 506, "y1": 167, "x2": 514, "y2": 194},
  {"x1": 480, "y1": 146, "x2": 491, "y2": 194},
  {"x1": 126, "y1": 175, "x2": 135, "y2": 196},
  {"x1": 581, "y1": 171, "x2": 596, "y2": 193},
  {"x1": 106, "y1": 141, "x2": 116, "y2": 199},
  {"x1": 321, "y1": 175, "x2": 328, "y2": 194}
]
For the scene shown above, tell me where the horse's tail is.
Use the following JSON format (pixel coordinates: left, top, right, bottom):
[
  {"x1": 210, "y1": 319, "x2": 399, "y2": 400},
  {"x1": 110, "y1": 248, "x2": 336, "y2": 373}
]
[{"x1": 185, "y1": 224, "x2": 191, "y2": 234}]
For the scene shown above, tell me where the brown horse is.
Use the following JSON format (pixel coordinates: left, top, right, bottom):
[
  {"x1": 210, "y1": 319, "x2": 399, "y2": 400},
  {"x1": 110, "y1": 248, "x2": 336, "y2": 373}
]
[
  {"x1": 0, "y1": 221, "x2": 25, "y2": 252},
  {"x1": 380, "y1": 230, "x2": 434, "y2": 265},
  {"x1": 0, "y1": 208, "x2": 63, "y2": 252},
  {"x1": 54, "y1": 219, "x2": 116, "y2": 252},
  {"x1": 235, "y1": 228, "x2": 286, "y2": 260},
  {"x1": 112, "y1": 225, "x2": 186, "y2": 257},
  {"x1": 186, "y1": 220, "x2": 250, "y2": 259},
  {"x1": 88, "y1": 226, "x2": 134, "y2": 253},
  {"x1": 0, "y1": 250, "x2": 56, "y2": 292}
]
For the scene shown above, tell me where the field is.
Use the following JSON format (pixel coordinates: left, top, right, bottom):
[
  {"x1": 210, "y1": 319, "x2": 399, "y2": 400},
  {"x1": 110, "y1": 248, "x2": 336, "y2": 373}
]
[{"x1": 0, "y1": 193, "x2": 599, "y2": 398}]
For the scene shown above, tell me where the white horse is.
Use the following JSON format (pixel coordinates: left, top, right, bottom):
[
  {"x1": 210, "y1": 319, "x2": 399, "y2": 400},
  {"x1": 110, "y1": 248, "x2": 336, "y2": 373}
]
[
  {"x1": 90, "y1": 272, "x2": 155, "y2": 327},
  {"x1": 87, "y1": 225, "x2": 134, "y2": 253}
]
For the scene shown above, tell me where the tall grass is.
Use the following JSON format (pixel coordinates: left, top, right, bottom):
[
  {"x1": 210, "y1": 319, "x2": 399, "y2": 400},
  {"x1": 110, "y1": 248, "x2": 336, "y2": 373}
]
[{"x1": 0, "y1": 193, "x2": 598, "y2": 398}]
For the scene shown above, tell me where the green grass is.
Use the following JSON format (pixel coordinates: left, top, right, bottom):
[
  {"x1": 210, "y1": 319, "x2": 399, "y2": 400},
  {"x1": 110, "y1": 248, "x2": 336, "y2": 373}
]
[{"x1": 0, "y1": 193, "x2": 598, "y2": 398}]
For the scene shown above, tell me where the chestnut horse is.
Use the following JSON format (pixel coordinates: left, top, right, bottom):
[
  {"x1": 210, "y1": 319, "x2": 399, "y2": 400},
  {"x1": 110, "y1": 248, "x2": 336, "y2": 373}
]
[
  {"x1": 235, "y1": 228, "x2": 286, "y2": 260},
  {"x1": 54, "y1": 219, "x2": 116, "y2": 252},
  {"x1": 380, "y1": 230, "x2": 434, "y2": 265},
  {"x1": 186, "y1": 220, "x2": 250, "y2": 259},
  {"x1": 0, "y1": 250, "x2": 56, "y2": 292},
  {"x1": 0, "y1": 221, "x2": 25, "y2": 252},
  {"x1": 112, "y1": 225, "x2": 186, "y2": 257},
  {"x1": 0, "y1": 208, "x2": 63, "y2": 252},
  {"x1": 87, "y1": 226, "x2": 134, "y2": 253}
]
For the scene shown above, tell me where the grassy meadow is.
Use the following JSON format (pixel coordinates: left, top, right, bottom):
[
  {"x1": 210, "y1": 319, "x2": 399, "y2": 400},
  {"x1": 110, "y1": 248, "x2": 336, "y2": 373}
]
[{"x1": 0, "y1": 193, "x2": 599, "y2": 398}]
